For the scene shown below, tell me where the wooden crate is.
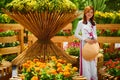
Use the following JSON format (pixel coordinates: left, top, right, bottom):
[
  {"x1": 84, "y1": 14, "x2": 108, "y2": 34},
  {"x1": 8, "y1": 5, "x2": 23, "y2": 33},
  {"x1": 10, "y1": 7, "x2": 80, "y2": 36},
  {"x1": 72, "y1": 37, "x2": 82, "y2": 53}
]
[
  {"x1": 0, "y1": 61, "x2": 12, "y2": 80},
  {"x1": 0, "y1": 24, "x2": 24, "y2": 55}
]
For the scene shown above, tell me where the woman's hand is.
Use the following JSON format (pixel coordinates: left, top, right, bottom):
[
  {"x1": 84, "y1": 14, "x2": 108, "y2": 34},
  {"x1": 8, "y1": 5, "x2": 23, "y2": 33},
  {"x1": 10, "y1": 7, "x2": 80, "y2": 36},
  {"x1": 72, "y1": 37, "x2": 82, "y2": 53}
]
[{"x1": 85, "y1": 39, "x2": 97, "y2": 44}]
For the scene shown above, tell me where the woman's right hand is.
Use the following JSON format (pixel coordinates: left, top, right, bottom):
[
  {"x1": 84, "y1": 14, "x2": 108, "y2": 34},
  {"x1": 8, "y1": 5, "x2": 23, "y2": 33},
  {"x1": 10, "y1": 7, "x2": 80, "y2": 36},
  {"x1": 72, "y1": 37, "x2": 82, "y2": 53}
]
[{"x1": 85, "y1": 39, "x2": 97, "y2": 44}]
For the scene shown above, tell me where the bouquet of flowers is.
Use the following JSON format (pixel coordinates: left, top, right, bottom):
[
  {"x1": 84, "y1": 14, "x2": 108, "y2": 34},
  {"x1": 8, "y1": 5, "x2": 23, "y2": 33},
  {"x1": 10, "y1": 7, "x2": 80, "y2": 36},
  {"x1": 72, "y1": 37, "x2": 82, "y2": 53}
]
[{"x1": 20, "y1": 56, "x2": 78, "y2": 80}]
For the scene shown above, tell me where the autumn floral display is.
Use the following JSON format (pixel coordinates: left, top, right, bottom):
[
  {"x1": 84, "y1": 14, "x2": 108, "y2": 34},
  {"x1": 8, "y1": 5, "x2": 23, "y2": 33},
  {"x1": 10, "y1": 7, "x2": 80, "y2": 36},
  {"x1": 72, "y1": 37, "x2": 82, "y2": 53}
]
[
  {"x1": 21, "y1": 56, "x2": 78, "y2": 80},
  {"x1": 104, "y1": 58, "x2": 120, "y2": 77},
  {"x1": 5, "y1": 0, "x2": 77, "y2": 13}
]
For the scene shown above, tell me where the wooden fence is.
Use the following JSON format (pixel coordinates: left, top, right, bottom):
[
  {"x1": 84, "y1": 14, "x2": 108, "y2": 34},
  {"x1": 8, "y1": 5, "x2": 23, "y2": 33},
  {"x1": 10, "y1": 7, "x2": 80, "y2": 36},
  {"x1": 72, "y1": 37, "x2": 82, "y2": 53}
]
[
  {"x1": 0, "y1": 24, "x2": 24, "y2": 55},
  {"x1": 28, "y1": 24, "x2": 120, "y2": 50},
  {"x1": 97, "y1": 24, "x2": 120, "y2": 50},
  {"x1": 0, "y1": 23, "x2": 120, "y2": 55}
]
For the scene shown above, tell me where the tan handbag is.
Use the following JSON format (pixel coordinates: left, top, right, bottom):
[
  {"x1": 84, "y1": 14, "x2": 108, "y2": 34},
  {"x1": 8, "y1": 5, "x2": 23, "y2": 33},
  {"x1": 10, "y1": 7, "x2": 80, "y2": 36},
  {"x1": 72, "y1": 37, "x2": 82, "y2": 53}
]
[{"x1": 82, "y1": 42, "x2": 100, "y2": 61}]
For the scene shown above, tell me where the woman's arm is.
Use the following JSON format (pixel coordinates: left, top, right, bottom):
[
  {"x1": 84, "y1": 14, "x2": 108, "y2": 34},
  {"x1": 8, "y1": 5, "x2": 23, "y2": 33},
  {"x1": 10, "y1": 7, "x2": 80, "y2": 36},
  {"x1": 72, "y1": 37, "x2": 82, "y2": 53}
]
[
  {"x1": 75, "y1": 21, "x2": 89, "y2": 41},
  {"x1": 74, "y1": 21, "x2": 83, "y2": 40},
  {"x1": 93, "y1": 25, "x2": 97, "y2": 40}
]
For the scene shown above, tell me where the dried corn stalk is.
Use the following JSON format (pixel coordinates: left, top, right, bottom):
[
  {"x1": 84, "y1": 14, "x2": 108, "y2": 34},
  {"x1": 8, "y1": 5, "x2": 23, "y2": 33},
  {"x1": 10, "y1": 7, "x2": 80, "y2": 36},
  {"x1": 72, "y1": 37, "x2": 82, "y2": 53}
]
[{"x1": 3, "y1": 9, "x2": 80, "y2": 65}]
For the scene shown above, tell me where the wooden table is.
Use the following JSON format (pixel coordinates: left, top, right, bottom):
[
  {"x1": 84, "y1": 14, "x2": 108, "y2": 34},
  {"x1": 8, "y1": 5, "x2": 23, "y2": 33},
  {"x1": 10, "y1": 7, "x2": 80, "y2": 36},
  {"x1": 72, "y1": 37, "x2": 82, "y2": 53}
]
[{"x1": 0, "y1": 61, "x2": 12, "y2": 80}]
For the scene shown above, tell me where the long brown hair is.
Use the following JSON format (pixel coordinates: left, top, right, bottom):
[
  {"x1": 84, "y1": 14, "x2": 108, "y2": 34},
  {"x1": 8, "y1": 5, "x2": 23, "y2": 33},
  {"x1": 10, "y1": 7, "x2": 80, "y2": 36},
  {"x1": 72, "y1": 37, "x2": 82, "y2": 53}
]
[{"x1": 83, "y1": 6, "x2": 95, "y2": 26}]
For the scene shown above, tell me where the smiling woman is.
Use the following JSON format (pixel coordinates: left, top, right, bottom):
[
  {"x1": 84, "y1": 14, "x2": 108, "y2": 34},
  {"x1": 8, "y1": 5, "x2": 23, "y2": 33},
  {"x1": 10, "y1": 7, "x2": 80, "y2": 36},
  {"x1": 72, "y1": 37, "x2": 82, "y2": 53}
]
[{"x1": 74, "y1": 6, "x2": 98, "y2": 80}]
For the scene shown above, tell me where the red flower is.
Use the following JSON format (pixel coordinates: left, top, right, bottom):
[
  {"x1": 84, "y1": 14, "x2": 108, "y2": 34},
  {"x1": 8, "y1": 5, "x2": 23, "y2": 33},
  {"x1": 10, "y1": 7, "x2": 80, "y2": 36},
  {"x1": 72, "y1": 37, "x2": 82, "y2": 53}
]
[
  {"x1": 0, "y1": 28, "x2": 3, "y2": 32},
  {"x1": 104, "y1": 59, "x2": 120, "y2": 76}
]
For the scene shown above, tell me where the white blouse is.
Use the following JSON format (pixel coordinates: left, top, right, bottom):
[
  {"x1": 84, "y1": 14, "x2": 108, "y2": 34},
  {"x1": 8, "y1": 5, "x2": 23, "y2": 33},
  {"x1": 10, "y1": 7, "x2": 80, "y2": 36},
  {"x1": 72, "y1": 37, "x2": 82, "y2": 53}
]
[{"x1": 74, "y1": 20, "x2": 97, "y2": 41}]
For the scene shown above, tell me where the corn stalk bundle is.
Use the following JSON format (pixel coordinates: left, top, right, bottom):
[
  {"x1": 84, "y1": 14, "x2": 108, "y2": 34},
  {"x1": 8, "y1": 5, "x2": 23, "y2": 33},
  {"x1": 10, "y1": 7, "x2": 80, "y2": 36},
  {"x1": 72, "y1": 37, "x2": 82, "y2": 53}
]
[{"x1": 3, "y1": 0, "x2": 80, "y2": 65}]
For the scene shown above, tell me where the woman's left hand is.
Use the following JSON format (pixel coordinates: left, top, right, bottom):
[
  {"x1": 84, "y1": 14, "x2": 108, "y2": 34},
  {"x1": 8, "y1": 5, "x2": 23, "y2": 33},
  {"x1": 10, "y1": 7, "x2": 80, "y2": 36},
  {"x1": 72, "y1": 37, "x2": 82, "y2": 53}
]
[{"x1": 93, "y1": 39, "x2": 97, "y2": 43}]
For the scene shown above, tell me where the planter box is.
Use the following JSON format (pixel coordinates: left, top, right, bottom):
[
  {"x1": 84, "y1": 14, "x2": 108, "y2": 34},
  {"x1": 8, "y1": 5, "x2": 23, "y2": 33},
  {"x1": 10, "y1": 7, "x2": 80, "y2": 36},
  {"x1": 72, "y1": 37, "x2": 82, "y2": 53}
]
[
  {"x1": 0, "y1": 24, "x2": 24, "y2": 55},
  {"x1": 0, "y1": 35, "x2": 18, "y2": 43},
  {"x1": 0, "y1": 46, "x2": 20, "y2": 55}
]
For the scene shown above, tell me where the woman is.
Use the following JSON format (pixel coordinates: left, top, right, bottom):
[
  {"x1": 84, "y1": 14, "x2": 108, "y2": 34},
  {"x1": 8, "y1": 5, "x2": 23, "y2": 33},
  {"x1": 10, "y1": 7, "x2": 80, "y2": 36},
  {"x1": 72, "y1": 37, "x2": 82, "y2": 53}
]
[{"x1": 74, "y1": 6, "x2": 98, "y2": 80}]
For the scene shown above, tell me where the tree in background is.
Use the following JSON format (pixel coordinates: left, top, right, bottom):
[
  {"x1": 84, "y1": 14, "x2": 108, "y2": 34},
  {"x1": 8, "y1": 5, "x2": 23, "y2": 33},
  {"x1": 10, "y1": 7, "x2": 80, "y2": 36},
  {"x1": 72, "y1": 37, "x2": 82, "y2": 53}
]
[
  {"x1": 70, "y1": 0, "x2": 86, "y2": 34},
  {"x1": 0, "y1": 0, "x2": 13, "y2": 13},
  {"x1": 105, "y1": 0, "x2": 120, "y2": 12},
  {"x1": 84, "y1": 0, "x2": 107, "y2": 12},
  {"x1": 70, "y1": 0, "x2": 85, "y2": 10}
]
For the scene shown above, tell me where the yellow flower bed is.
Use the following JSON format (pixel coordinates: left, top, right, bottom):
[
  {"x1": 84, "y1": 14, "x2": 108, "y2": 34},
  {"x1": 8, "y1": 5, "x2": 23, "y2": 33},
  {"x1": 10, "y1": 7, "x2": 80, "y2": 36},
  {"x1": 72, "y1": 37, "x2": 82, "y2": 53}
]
[
  {"x1": 95, "y1": 11, "x2": 120, "y2": 24},
  {"x1": 20, "y1": 56, "x2": 78, "y2": 80}
]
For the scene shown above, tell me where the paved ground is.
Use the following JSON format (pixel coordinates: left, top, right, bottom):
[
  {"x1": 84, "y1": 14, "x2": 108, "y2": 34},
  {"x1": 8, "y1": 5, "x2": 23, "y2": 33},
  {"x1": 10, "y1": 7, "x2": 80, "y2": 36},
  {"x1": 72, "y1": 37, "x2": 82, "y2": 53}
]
[{"x1": 12, "y1": 66, "x2": 18, "y2": 77}]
